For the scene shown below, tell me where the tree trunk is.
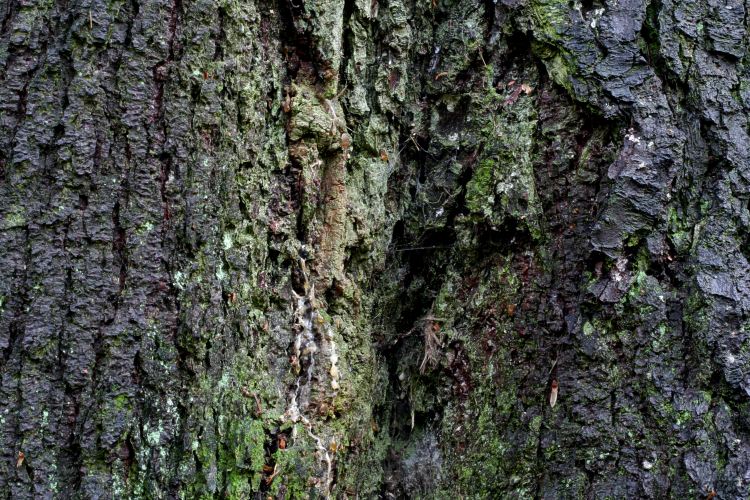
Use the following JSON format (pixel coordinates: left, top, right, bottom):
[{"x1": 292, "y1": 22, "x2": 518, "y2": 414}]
[{"x1": 1, "y1": 0, "x2": 749, "y2": 497}]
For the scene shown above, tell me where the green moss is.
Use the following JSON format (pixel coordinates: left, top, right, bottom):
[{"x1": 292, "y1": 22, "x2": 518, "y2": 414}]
[
  {"x1": 270, "y1": 448, "x2": 311, "y2": 498},
  {"x1": 1, "y1": 205, "x2": 27, "y2": 229},
  {"x1": 113, "y1": 394, "x2": 130, "y2": 410},
  {"x1": 583, "y1": 321, "x2": 595, "y2": 336},
  {"x1": 528, "y1": 0, "x2": 570, "y2": 43},
  {"x1": 545, "y1": 51, "x2": 576, "y2": 94},
  {"x1": 527, "y1": 0, "x2": 579, "y2": 93},
  {"x1": 459, "y1": 66, "x2": 544, "y2": 239},
  {"x1": 465, "y1": 159, "x2": 496, "y2": 217}
]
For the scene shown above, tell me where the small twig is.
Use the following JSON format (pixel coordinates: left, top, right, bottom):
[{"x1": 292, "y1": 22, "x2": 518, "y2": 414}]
[
  {"x1": 410, "y1": 134, "x2": 423, "y2": 151},
  {"x1": 252, "y1": 392, "x2": 263, "y2": 416},
  {"x1": 478, "y1": 49, "x2": 487, "y2": 68},
  {"x1": 265, "y1": 463, "x2": 280, "y2": 484},
  {"x1": 417, "y1": 315, "x2": 446, "y2": 374},
  {"x1": 547, "y1": 358, "x2": 558, "y2": 377},
  {"x1": 393, "y1": 244, "x2": 452, "y2": 252}
]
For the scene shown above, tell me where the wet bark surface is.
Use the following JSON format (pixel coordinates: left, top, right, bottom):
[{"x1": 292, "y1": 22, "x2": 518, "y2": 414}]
[{"x1": 0, "y1": 0, "x2": 749, "y2": 497}]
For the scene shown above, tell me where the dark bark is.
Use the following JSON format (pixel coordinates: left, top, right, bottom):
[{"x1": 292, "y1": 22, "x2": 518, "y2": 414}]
[{"x1": 0, "y1": 0, "x2": 749, "y2": 497}]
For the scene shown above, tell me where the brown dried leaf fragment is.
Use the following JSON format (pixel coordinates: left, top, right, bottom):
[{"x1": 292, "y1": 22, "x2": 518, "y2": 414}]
[
  {"x1": 420, "y1": 319, "x2": 442, "y2": 373},
  {"x1": 549, "y1": 379, "x2": 559, "y2": 408},
  {"x1": 503, "y1": 85, "x2": 523, "y2": 106}
]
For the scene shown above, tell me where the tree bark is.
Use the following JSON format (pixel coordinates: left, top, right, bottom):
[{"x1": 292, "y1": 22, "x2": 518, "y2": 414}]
[{"x1": 1, "y1": 0, "x2": 749, "y2": 497}]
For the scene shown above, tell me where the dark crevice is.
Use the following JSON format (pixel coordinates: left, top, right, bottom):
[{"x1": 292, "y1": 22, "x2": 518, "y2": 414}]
[
  {"x1": 340, "y1": 0, "x2": 355, "y2": 90},
  {"x1": 277, "y1": 0, "x2": 326, "y2": 83},
  {"x1": 112, "y1": 201, "x2": 128, "y2": 295},
  {"x1": 639, "y1": 0, "x2": 675, "y2": 89},
  {"x1": 213, "y1": 6, "x2": 225, "y2": 61},
  {"x1": 0, "y1": 0, "x2": 18, "y2": 35},
  {"x1": 1, "y1": 225, "x2": 31, "y2": 369}
]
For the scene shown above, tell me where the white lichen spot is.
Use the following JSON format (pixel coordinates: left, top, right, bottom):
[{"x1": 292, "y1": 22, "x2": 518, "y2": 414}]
[
  {"x1": 147, "y1": 429, "x2": 161, "y2": 446},
  {"x1": 222, "y1": 232, "x2": 233, "y2": 250},
  {"x1": 625, "y1": 129, "x2": 641, "y2": 144},
  {"x1": 173, "y1": 271, "x2": 185, "y2": 290},
  {"x1": 589, "y1": 7, "x2": 605, "y2": 28},
  {"x1": 215, "y1": 263, "x2": 227, "y2": 281},
  {"x1": 612, "y1": 256, "x2": 628, "y2": 282},
  {"x1": 328, "y1": 326, "x2": 340, "y2": 391}
]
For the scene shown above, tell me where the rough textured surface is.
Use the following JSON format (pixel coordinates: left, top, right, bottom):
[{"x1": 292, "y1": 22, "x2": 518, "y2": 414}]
[{"x1": 0, "y1": 0, "x2": 749, "y2": 497}]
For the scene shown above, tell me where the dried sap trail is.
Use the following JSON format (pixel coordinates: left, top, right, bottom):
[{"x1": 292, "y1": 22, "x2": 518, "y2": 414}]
[{"x1": 284, "y1": 260, "x2": 341, "y2": 497}]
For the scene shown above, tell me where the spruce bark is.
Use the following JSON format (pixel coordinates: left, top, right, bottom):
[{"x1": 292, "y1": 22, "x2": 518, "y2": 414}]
[{"x1": 1, "y1": 0, "x2": 749, "y2": 497}]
